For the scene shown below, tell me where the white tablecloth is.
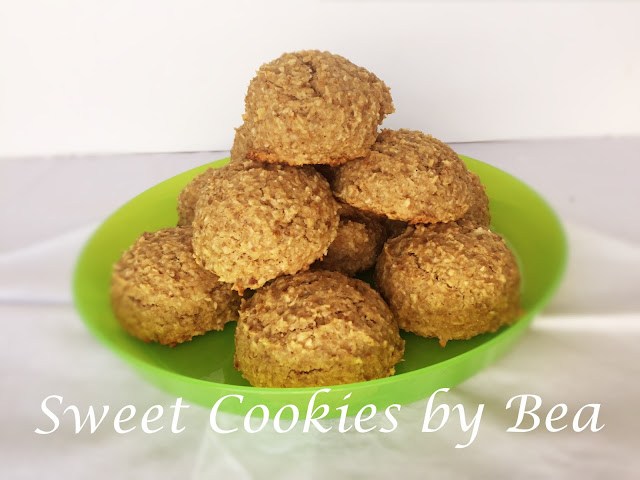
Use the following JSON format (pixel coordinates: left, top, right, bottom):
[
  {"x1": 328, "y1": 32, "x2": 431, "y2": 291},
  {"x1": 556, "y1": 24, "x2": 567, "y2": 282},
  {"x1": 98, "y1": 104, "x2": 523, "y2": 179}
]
[{"x1": 1, "y1": 138, "x2": 639, "y2": 479}]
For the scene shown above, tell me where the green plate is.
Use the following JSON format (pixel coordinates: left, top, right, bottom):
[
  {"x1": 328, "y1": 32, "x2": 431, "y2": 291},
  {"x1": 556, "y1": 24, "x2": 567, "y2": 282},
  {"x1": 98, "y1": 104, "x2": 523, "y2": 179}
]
[{"x1": 73, "y1": 156, "x2": 567, "y2": 417}]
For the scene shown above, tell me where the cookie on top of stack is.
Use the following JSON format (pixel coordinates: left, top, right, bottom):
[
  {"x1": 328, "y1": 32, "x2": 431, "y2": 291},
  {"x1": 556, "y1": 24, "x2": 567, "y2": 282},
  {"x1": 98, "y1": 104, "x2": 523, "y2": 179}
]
[{"x1": 110, "y1": 50, "x2": 521, "y2": 388}]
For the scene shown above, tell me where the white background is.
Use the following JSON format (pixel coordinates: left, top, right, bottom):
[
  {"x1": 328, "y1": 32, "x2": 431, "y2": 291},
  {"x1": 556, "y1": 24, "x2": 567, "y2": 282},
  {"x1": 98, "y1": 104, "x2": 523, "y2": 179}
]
[{"x1": 1, "y1": 0, "x2": 639, "y2": 157}]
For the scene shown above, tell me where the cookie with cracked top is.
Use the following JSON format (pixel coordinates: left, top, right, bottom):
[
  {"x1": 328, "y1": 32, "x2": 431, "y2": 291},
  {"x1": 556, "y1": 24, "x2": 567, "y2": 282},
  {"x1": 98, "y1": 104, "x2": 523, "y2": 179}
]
[{"x1": 243, "y1": 50, "x2": 394, "y2": 166}]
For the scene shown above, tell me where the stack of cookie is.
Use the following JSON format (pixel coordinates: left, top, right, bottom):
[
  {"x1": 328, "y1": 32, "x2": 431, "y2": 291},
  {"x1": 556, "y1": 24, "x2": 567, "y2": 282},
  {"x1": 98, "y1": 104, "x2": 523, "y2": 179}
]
[{"x1": 110, "y1": 50, "x2": 521, "y2": 388}]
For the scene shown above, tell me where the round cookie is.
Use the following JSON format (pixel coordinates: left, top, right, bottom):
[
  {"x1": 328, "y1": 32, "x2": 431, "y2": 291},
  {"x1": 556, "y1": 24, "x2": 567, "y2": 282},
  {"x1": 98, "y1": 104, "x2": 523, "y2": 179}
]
[
  {"x1": 332, "y1": 129, "x2": 474, "y2": 223},
  {"x1": 314, "y1": 203, "x2": 386, "y2": 276},
  {"x1": 376, "y1": 222, "x2": 521, "y2": 347},
  {"x1": 457, "y1": 171, "x2": 491, "y2": 227},
  {"x1": 176, "y1": 160, "x2": 253, "y2": 226},
  {"x1": 192, "y1": 162, "x2": 339, "y2": 293},
  {"x1": 229, "y1": 122, "x2": 254, "y2": 165},
  {"x1": 243, "y1": 50, "x2": 394, "y2": 166},
  {"x1": 110, "y1": 226, "x2": 240, "y2": 346},
  {"x1": 177, "y1": 168, "x2": 216, "y2": 226},
  {"x1": 234, "y1": 270, "x2": 405, "y2": 388}
]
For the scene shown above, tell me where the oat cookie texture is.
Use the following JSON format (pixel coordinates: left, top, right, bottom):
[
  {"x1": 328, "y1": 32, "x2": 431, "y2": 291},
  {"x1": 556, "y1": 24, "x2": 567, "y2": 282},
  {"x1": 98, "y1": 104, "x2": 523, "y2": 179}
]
[
  {"x1": 176, "y1": 168, "x2": 216, "y2": 227},
  {"x1": 313, "y1": 202, "x2": 387, "y2": 276},
  {"x1": 234, "y1": 270, "x2": 405, "y2": 387},
  {"x1": 110, "y1": 227, "x2": 240, "y2": 346},
  {"x1": 333, "y1": 129, "x2": 474, "y2": 224},
  {"x1": 244, "y1": 50, "x2": 394, "y2": 166},
  {"x1": 376, "y1": 222, "x2": 521, "y2": 346},
  {"x1": 229, "y1": 122, "x2": 254, "y2": 165},
  {"x1": 176, "y1": 160, "x2": 254, "y2": 227},
  {"x1": 457, "y1": 171, "x2": 491, "y2": 227},
  {"x1": 191, "y1": 162, "x2": 339, "y2": 293}
]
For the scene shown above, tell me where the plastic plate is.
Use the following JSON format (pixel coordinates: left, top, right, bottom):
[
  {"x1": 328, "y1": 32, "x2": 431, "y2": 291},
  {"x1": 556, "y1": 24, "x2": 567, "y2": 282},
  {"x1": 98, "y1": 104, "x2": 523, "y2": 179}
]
[{"x1": 73, "y1": 156, "x2": 567, "y2": 417}]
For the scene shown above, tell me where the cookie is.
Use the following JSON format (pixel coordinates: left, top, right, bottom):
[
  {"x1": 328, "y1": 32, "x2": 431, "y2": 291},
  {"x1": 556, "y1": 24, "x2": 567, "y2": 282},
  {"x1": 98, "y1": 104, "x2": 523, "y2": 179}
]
[
  {"x1": 192, "y1": 162, "x2": 339, "y2": 293},
  {"x1": 457, "y1": 171, "x2": 491, "y2": 227},
  {"x1": 332, "y1": 129, "x2": 473, "y2": 224},
  {"x1": 243, "y1": 50, "x2": 394, "y2": 166},
  {"x1": 375, "y1": 222, "x2": 521, "y2": 346},
  {"x1": 176, "y1": 168, "x2": 216, "y2": 226},
  {"x1": 110, "y1": 226, "x2": 240, "y2": 346},
  {"x1": 176, "y1": 160, "x2": 253, "y2": 227},
  {"x1": 229, "y1": 122, "x2": 254, "y2": 165},
  {"x1": 313, "y1": 203, "x2": 386, "y2": 276},
  {"x1": 234, "y1": 270, "x2": 405, "y2": 387}
]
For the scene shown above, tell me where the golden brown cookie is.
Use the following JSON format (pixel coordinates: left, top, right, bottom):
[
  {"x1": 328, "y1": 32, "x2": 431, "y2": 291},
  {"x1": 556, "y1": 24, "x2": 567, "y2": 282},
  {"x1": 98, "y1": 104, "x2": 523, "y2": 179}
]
[
  {"x1": 234, "y1": 270, "x2": 405, "y2": 387},
  {"x1": 110, "y1": 226, "x2": 240, "y2": 346},
  {"x1": 229, "y1": 122, "x2": 254, "y2": 165},
  {"x1": 457, "y1": 171, "x2": 491, "y2": 227},
  {"x1": 192, "y1": 162, "x2": 339, "y2": 293},
  {"x1": 243, "y1": 50, "x2": 394, "y2": 166},
  {"x1": 176, "y1": 168, "x2": 216, "y2": 226},
  {"x1": 332, "y1": 129, "x2": 474, "y2": 224},
  {"x1": 313, "y1": 202, "x2": 386, "y2": 276},
  {"x1": 176, "y1": 160, "x2": 254, "y2": 227},
  {"x1": 375, "y1": 222, "x2": 521, "y2": 347}
]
